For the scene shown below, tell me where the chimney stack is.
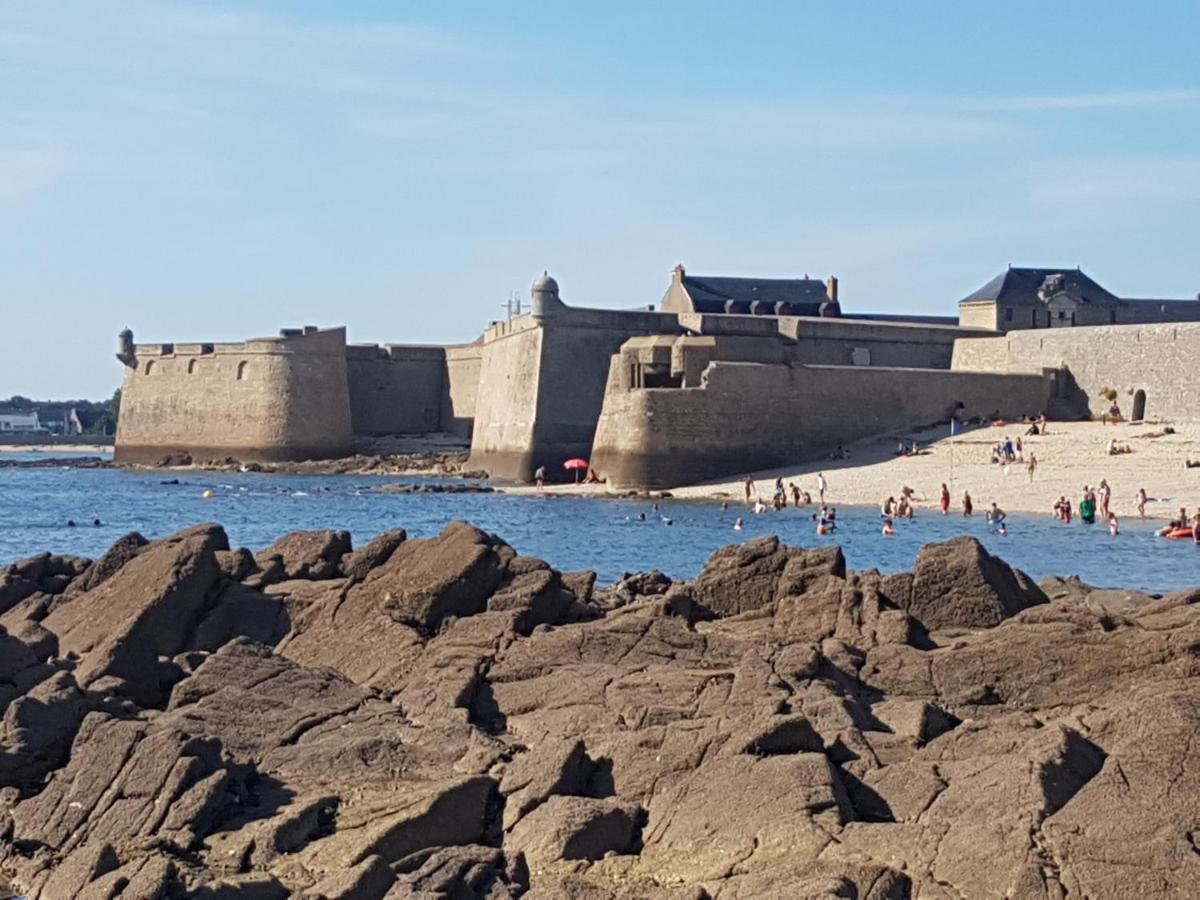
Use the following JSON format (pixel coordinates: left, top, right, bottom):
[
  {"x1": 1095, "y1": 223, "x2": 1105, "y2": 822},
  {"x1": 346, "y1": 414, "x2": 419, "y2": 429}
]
[
  {"x1": 673, "y1": 263, "x2": 686, "y2": 280},
  {"x1": 826, "y1": 276, "x2": 839, "y2": 303}
]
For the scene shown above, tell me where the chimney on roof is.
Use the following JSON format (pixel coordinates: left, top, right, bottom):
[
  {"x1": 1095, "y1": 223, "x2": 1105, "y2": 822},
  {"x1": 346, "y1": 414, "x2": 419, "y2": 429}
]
[
  {"x1": 673, "y1": 263, "x2": 685, "y2": 281},
  {"x1": 826, "y1": 276, "x2": 839, "y2": 303}
]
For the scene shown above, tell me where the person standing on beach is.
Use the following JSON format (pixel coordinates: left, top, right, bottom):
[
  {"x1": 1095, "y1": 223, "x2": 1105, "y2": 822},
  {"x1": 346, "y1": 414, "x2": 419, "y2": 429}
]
[
  {"x1": 534, "y1": 465, "x2": 546, "y2": 490},
  {"x1": 962, "y1": 491, "x2": 973, "y2": 516},
  {"x1": 743, "y1": 476, "x2": 754, "y2": 504},
  {"x1": 1136, "y1": 487, "x2": 1148, "y2": 517},
  {"x1": 790, "y1": 482, "x2": 802, "y2": 508},
  {"x1": 817, "y1": 472, "x2": 828, "y2": 504},
  {"x1": 1098, "y1": 480, "x2": 1112, "y2": 520},
  {"x1": 1026, "y1": 454, "x2": 1037, "y2": 482},
  {"x1": 940, "y1": 483, "x2": 951, "y2": 515}
]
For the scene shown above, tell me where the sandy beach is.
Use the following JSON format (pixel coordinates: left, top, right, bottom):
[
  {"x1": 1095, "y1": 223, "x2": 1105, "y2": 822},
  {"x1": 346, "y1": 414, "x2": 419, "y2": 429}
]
[{"x1": 522, "y1": 419, "x2": 1200, "y2": 520}]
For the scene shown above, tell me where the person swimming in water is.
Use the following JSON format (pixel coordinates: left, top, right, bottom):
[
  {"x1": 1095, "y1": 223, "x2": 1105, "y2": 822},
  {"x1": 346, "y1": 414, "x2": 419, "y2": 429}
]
[
  {"x1": 987, "y1": 502, "x2": 1007, "y2": 535},
  {"x1": 1108, "y1": 512, "x2": 1120, "y2": 536},
  {"x1": 881, "y1": 516, "x2": 895, "y2": 536},
  {"x1": 733, "y1": 516, "x2": 744, "y2": 531}
]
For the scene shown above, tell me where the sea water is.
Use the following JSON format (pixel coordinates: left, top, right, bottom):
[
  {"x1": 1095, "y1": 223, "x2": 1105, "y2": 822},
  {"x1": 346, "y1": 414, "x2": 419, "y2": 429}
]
[{"x1": 0, "y1": 460, "x2": 1197, "y2": 593}]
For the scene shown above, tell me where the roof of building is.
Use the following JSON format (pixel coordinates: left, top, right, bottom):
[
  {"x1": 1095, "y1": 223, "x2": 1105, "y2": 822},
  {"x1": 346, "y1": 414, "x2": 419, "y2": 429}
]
[
  {"x1": 681, "y1": 274, "x2": 831, "y2": 314},
  {"x1": 958, "y1": 267, "x2": 1120, "y2": 308}
]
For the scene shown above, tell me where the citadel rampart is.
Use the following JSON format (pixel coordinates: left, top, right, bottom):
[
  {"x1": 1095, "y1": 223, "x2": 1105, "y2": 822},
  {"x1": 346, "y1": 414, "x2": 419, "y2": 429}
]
[
  {"x1": 114, "y1": 265, "x2": 1200, "y2": 485},
  {"x1": 590, "y1": 354, "x2": 1058, "y2": 489},
  {"x1": 115, "y1": 327, "x2": 353, "y2": 464},
  {"x1": 466, "y1": 285, "x2": 996, "y2": 481},
  {"x1": 345, "y1": 342, "x2": 481, "y2": 438},
  {"x1": 951, "y1": 323, "x2": 1200, "y2": 421}
]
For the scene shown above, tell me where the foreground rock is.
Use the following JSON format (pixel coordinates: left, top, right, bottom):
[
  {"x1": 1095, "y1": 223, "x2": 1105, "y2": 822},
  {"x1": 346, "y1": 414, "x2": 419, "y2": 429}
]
[{"x1": 1, "y1": 526, "x2": 1197, "y2": 898}]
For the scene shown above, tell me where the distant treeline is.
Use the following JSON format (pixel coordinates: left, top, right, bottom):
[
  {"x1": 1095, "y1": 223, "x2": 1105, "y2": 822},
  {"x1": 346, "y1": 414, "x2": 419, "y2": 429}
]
[{"x1": 1, "y1": 390, "x2": 121, "y2": 435}]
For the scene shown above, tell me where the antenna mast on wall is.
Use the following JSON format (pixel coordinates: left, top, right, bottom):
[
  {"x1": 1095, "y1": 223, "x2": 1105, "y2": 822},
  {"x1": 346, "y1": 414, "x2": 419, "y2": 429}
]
[{"x1": 502, "y1": 291, "x2": 523, "y2": 319}]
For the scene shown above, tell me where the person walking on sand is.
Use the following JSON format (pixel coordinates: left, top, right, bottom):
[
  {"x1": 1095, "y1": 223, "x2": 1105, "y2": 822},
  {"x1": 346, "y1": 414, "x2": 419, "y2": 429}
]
[
  {"x1": 1136, "y1": 487, "x2": 1148, "y2": 518},
  {"x1": 534, "y1": 465, "x2": 546, "y2": 490},
  {"x1": 962, "y1": 491, "x2": 973, "y2": 516},
  {"x1": 940, "y1": 483, "x2": 951, "y2": 515},
  {"x1": 1026, "y1": 454, "x2": 1037, "y2": 482},
  {"x1": 817, "y1": 472, "x2": 828, "y2": 504}
]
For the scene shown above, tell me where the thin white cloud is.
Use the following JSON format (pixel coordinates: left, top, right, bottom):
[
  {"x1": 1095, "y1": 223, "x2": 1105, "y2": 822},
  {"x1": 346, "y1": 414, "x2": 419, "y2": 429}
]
[
  {"x1": 979, "y1": 87, "x2": 1200, "y2": 112},
  {"x1": 0, "y1": 146, "x2": 76, "y2": 200},
  {"x1": 1028, "y1": 155, "x2": 1200, "y2": 209}
]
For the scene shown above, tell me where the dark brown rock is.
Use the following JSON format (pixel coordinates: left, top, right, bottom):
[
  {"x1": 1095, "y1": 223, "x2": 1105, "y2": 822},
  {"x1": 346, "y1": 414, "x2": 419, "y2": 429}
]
[
  {"x1": 216, "y1": 547, "x2": 257, "y2": 581},
  {"x1": 688, "y1": 538, "x2": 845, "y2": 618},
  {"x1": 505, "y1": 796, "x2": 641, "y2": 866},
  {"x1": 388, "y1": 844, "x2": 523, "y2": 898},
  {"x1": 2, "y1": 523, "x2": 1199, "y2": 899},
  {"x1": 905, "y1": 535, "x2": 1047, "y2": 630},
  {"x1": 500, "y1": 738, "x2": 591, "y2": 831},
  {"x1": 374, "y1": 522, "x2": 510, "y2": 632},
  {"x1": 74, "y1": 532, "x2": 150, "y2": 593},
  {"x1": 0, "y1": 668, "x2": 90, "y2": 789},
  {"x1": 340, "y1": 528, "x2": 407, "y2": 581},
  {"x1": 40, "y1": 525, "x2": 228, "y2": 706},
  {"x1": 254, "y1": 529, "x2": 353, "y2": 582}
]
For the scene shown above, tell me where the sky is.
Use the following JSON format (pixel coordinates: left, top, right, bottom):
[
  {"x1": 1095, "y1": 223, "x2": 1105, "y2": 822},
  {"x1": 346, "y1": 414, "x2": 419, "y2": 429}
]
[{"x1": 3, "y1": 1, "x2": 1200, "y2": 397}]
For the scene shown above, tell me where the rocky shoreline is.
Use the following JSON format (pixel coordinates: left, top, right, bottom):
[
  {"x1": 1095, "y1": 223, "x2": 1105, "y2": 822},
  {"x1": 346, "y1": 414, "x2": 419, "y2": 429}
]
[
  {"x1": 124, "y1": 450, "x2": 482, "y2": 479},
  {"x1": 1, "y1": 523, "x2": 1197, "y2": 897}
]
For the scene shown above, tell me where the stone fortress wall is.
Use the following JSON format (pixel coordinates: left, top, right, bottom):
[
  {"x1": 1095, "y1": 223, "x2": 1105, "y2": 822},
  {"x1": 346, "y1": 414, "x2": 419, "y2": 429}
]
[
  {"x1": 345, "y1": 342, "x2": 481, "y2": 439},
  {"x1": 588, "y1": 334, "x2": 1061, "y2": 489},
  {"x1": 951, "y1": 322, "x2": 1200, "y2": 422},
  {"x1": 113, "y1": 265, "x2": 1200, "y2": 486},
  {"x1": 115, "y1": 326, "x2": 353, "y2": 464}
]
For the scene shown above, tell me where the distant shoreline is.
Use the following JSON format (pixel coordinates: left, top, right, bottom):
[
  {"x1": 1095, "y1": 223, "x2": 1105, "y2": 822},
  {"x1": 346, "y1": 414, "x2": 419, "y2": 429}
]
[{"x1": 0, "y1": 443, "x2": 113, "y2": 454}]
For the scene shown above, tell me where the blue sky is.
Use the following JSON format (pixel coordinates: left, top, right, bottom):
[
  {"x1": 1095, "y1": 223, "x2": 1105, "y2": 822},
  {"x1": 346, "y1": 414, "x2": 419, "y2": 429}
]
[{"x1": 3, "y1": 1, "x2": 1199, "y2": 397}]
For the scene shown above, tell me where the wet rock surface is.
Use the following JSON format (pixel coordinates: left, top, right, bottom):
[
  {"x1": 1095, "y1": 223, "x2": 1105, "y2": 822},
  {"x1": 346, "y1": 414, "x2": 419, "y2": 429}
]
[{"x1": 1, "y1": 525, "x2": 1197, "y2": 898}]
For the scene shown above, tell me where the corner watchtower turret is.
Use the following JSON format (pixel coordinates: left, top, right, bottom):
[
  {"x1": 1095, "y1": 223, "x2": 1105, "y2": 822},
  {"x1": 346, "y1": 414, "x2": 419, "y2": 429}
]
[
  {"x1": 530, "y1": 271, "x2": 566, "y2": 320},
  {"x1": 116, "y1": 328, "x2": 136, "y2": 367}
]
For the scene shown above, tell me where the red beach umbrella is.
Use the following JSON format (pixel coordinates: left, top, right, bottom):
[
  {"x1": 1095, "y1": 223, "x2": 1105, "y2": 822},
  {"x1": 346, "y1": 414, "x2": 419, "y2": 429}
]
[{"x1": 563, "y1": 457, "x2": 589, "y2": 483}]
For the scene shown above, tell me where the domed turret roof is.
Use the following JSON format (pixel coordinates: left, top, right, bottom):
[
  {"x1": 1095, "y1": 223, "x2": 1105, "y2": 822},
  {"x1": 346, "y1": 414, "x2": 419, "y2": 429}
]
[{"x1": 532, "y1": 271, "x2": 559, "y2": 293}]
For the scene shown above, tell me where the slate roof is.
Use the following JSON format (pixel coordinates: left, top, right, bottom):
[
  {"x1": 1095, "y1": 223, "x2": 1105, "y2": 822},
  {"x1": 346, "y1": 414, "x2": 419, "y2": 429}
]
[
  {"x1": 958, "y1": 267, "x2": 1119, "y2": 307},
  {"x1": 681, "y1": 274, "x2": 831, "y2": 315}
]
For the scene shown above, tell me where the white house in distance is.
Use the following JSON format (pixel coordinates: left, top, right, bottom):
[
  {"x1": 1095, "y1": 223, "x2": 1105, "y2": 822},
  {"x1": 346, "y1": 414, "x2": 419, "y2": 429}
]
[{"x1": 0, "y1": 411, "x2": 41, "y2": 432}]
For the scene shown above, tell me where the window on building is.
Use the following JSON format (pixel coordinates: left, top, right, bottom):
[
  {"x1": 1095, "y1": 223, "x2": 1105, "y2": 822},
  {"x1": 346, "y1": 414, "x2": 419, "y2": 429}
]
[
  {"x1": 1109, "y1": 311, "x2": 1117, "y2": 324},
  {"x1": 1058, "y1": 311, "x2": 1066, "y2": 320},
  {"x1": 237, "y1": 361, "x2": 249, "y2": 381},
  {"x1": 1004, "y1": 307, "x2": 1013, "y2": 322}
]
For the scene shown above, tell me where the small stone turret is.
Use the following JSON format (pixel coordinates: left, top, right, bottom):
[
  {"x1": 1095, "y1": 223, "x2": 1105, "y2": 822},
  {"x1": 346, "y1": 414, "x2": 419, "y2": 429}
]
[
  {"x1": 531, "y1": 271, "x2": 566, "y2": 320},
  {"x1": 116, "y1": 328, "x2": 136, "y2": 367}
]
